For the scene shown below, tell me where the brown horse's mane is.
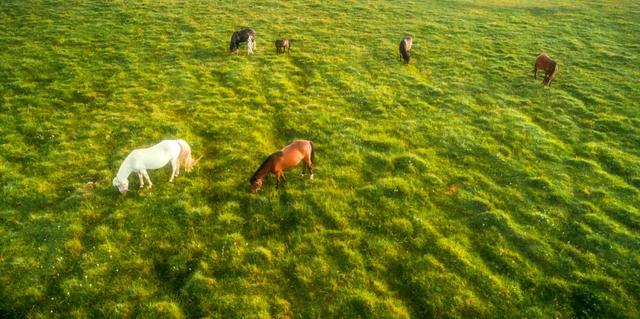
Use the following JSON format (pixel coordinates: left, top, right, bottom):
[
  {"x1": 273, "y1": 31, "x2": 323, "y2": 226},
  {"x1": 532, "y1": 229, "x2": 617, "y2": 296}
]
[{"x1": 250, "y1": 151, "x2": 283, "y2": 183}]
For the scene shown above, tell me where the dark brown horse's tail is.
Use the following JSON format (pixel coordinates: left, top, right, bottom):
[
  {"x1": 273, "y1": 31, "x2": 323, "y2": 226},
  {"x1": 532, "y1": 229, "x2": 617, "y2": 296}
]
[
  {"x1": 310, "y1": 141, "x2": 315, "y2": 165},
  {"x1": 399, "y1": 41, "x2": 410, "y2": 64}
]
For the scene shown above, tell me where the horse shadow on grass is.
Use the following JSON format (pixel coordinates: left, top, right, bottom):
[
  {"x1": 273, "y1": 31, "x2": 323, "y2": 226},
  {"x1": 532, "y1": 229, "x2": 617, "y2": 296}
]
[{"x1": 191, "y1": 45, "x2": 218, "y2": 62}]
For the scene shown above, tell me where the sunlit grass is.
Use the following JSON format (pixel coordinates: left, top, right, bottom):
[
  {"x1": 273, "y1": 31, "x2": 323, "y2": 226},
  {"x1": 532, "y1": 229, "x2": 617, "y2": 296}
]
[{"x1": 1, "y1": 0, "x2": 639, "y2": 317}]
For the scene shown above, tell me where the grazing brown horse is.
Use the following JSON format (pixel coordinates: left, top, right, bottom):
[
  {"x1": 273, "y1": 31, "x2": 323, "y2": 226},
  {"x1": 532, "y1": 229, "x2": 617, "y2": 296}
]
[
  {"x1": 230, "y1": 28, "x2": 256, "y2": 54},
  {"x1": 399, "y1": 36, "x2": 413, "y2": 64},
  {"x1": 534, "y1": 53, "x2": 558, "y2": 86},
  {"x1": 250, "y1": 140, "x2": 315, "y2": 193},
  {"x1": 275, "y1": 39, "x2": 291, "y2": 54}
]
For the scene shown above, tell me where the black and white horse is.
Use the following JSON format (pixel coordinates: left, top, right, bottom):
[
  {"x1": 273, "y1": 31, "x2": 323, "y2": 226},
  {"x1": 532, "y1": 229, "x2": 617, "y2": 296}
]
[
  {"x1": 229, "y1": 28, "x2": 256, "y2": 54},
  {"x1": 399, "y1": 36, "x2": 413, "y2": 64}
]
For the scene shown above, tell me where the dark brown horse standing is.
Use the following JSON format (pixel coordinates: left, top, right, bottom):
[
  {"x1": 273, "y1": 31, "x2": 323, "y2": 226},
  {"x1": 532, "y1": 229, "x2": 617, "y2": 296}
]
[
  {"x1": 229, "y1": 28, "x2": 256, "y2": 54},
  {"x1": 275, "y1": 39, "x2": 291, "y2": 54},
  {"x1": 250, "y1": 140, "x2": 315, "y2": 193},
  {"x1": 534, "y1": 53, "x2": 558, "y2": 86},
  {"x1": 399, "y1": 36, "x2": 413, "y2": 64}
]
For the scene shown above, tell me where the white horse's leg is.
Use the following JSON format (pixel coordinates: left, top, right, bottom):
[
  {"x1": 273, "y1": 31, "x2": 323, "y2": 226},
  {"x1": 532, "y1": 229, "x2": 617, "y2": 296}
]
[
  {"x1": 138, "y1": 172, "x2": 144, "y2": 188},
  {"x1": 175, "y1": 156, "x2": 181, "y2": 177},
  {"x1": 247, "y1": 37, "x2": 254, "y2": 54},
  {"x1": 169, "y1": 158, "x2": 179, "y2": 182},
  {"x1": 142, "y1": 170, "x2": 153, "y2": 189}
]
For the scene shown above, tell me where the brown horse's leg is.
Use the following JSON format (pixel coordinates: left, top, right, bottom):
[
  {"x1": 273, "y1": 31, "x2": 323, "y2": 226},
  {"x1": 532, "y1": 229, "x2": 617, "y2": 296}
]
[
  {"x1": 302, "y1": 158, "x2": 312, "y2": 175},
  {"x1": 533, "y1": 66, "x2": 537, "y2": 79},
  {"x1": 304, "y1": 158, "x2": 314, "y2": 179},
  {"x1": 275, "y1": 170, "x2": 283, "y2": 189},
  {"x1": 276, "y1": 173, "x2": 286, "y2": 188},
  {"x1": 304, "y1": 159, "x2": 312, "y2": 174}
]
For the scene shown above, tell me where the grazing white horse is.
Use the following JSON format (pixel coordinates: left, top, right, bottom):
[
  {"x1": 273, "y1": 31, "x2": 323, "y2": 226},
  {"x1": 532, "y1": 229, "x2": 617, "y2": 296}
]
[{"x1": 112, "y1": 139, "x2": 201, "y2": 193}]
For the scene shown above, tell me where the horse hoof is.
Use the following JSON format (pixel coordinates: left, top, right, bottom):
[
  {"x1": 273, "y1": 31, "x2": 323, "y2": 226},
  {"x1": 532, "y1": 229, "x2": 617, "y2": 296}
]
[{"x1": 310, "y1": 174, "x2": 315, "y2": 180}]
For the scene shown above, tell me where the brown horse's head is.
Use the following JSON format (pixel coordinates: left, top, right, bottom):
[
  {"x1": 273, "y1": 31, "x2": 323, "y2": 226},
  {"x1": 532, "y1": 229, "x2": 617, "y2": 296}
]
[
  {"x1": 250, "y1": 151, "x2": 282, "y2": 193},
  {"x1": 250, "y1": 177, "x2": 263, "y2": 193}
]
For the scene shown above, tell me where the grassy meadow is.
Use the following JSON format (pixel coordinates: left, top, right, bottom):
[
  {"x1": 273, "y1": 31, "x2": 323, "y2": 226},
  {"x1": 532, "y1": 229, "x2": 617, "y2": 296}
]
[{"x1": 1, "y1": 0, "x2": 640, "y2": 317}]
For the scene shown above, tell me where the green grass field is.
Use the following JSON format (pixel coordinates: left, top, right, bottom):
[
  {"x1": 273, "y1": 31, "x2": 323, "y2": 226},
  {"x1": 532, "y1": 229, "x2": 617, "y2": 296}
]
[{"x1": 1, "y1": 0, "x2": 640, "y2": 317}]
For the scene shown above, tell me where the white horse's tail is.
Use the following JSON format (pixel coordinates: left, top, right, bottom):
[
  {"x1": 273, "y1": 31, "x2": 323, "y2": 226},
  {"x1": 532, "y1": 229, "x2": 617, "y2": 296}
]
[{"x1": 177, "y1": 140, "x2": 202, "y2": 172}]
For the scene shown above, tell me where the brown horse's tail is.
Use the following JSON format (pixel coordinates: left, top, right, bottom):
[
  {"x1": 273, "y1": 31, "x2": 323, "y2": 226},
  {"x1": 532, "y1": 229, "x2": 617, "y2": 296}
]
[
  {"x1": 310, "y1": 141, "x2": 315, "y2": 165},
  {"x1": 399, "y1": 40, "x2": 410, "y2": 64},
  {"x1": 177, "y1": 140, "x2": 202, "y2": 172}
]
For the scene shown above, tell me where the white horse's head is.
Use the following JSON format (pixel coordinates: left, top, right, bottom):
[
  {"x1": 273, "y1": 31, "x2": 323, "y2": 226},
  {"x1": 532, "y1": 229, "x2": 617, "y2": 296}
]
[{"x1": 112, "y1": 177, "x2": 129, "y2": 194}]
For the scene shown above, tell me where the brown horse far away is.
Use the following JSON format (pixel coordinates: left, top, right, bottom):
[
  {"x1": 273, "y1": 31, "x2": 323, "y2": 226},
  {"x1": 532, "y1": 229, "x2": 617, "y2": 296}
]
[
  {"x1": 534, "y1": 53, "x2": 558, "y2": 86},
  {"x1": 250, "y1": 140, "x2": 315, "y2": 193},
  {"x1": 399, "y1": 36, "x2": 413, "y2": 64},
  {"x1": 275, "y1": 39, "x2": 291, "y2": 54}
]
